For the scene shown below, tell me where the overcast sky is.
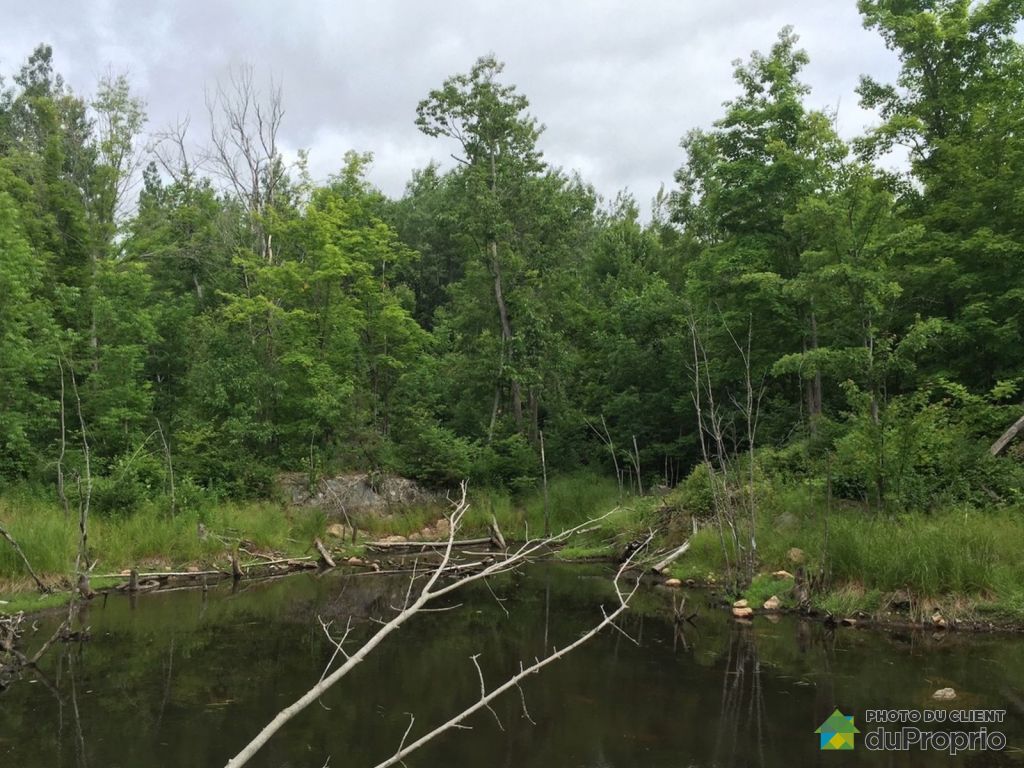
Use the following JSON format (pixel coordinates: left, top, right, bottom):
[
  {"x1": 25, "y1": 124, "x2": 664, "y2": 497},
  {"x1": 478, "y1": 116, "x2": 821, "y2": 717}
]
[{"x1": 1, "y1": 0, "x2": 902, "y2": 210}]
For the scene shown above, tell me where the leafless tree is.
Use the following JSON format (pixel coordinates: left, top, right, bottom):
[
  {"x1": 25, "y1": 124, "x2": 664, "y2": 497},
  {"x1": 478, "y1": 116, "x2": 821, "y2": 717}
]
[
  {"x1": 150, "y1": 115, "x2": 202, "y2": 184},
  {"x1": 205, "y1": 65, "x2": 285, "y2": 263},
  {"x1": 687, "y1": 313, "x2": 765, "y2": 591}
]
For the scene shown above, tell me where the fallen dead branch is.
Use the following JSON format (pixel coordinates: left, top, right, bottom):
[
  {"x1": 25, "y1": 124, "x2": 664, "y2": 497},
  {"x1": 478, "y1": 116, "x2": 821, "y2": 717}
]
[
  {"x1": 314, "y1": 538, "x2": 336, "y2": 569},
  {"x1": 0, "y1": 524, "x2": 49, "y2": 593},
  {"x1": 651, "y1": 540, "x2": 691, "y2": 574},
  {"x1": 223, "y1": 485, "x2": 627, "y2": 768},
  {"x1": 365, "y1": 537, "x2": 491, "y2": 549},
  {"x1": 370, "y1": 549, "x2": 650, "y2": 768}
]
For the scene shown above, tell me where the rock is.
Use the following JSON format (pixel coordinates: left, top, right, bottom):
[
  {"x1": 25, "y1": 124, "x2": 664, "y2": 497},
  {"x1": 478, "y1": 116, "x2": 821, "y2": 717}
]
[
  {"x1": 346, "y1": 556, "x2": 364, "y2": 566},
  {"x1": 840, "y1": 617, "x2": 857, "y2": 627},
  {"x1": 891, "y1": 590, "x2": 912, "y2": 611},
  {"x1": 664, "y1": 578, "x2": 682, "y2": 587},
  {"x1": 278, "y1": 471, "x2": 439, "y2": 514},
  {"x1": 786, "y1": 547, "x2": 806, "y2": 565},
  {"x1": 381, "y1": 535, "x2": 408, "y2": 544},
  {"x1": 775, "y1": 512, "x2": 798, "y2": 530},
  {"x1": 186, "y1": 565, "x2": 200, "y2": 573},
  {"x1": 763, "y1": 596, "x2": 781, "y2": 611},
  {"x1": 732, "y1": 606, "x2": 754, "y2": 618},
  {"x1": 932, "y1": 687, "x2": 957, "y2": 701},
  {"x1": 772, "y1": 570, "x2": 794, "y2": 579},
  {"x1": 435, "y1": 518, "x2": 450, "y2": 536},
  {"x1": 932, "y1": 610, "x2": 948, "y2": 628},
  {"x1": 733, "y1": 599, "x2": 749, "y2": 609},
  {"x1": 326, "y1": 523, "x2": 351, "y2": 539}
]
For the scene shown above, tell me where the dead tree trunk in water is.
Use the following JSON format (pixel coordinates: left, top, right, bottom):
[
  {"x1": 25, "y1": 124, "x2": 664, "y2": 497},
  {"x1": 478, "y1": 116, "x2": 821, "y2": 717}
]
[
  {"x1": 66, "y1": 358, "x2": 93, "y2": 594},
  {"x1": 313, "y1": 538, "x2": 336, "y2": 569}
]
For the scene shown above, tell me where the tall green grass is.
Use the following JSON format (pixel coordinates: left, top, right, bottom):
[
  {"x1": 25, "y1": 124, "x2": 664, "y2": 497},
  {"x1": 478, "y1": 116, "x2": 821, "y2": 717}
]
[
  {"x1": 666, "y1": 490, "x2": 1024, "y2": 612},
  {"x1": 350, "y1": 472, "x2": 625, "y2": 541},
  {"x1": 0, "y1": 493, "x2": 328, "y2": 584},
  {"x1": 472, "y1": 472, "x2": 624, "y2": 538}
]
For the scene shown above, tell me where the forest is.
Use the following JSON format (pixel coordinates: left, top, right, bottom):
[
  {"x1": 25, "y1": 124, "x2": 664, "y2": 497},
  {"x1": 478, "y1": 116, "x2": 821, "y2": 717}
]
[{"x1": 1, "y1": 0, "x2": 1023, "y2": 550}]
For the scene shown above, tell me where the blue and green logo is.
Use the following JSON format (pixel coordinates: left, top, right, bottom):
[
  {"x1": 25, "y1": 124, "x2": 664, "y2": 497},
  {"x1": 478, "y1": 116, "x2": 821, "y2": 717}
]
[{"x1": 816, "y1": 709, "x2": 860, "y2": 750}]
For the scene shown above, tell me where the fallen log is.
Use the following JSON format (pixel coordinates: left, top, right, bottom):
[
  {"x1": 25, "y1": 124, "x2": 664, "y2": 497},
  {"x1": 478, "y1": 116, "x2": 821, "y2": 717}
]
[
  {"x1": 0, "y1": 524, "x2": 49, "y2": 594},
  {"x1": 652, "y1": 540, "x2": 691, "y2": 574},
  {"x1": 240, "y1": 557, "x2": 314, "y2": 569},
  {"x1": 991, "y1": 413, "x2": 1024, "y2": 456},
  {"x1": 365, "y1": 537, "x2": 491, "y2": 549},
  {"x1": 313, "y1": 538, "x2": 336, "y2": 569},
  {"x1": 489, "y1": 515, "x2": 507, "y2": 551}
]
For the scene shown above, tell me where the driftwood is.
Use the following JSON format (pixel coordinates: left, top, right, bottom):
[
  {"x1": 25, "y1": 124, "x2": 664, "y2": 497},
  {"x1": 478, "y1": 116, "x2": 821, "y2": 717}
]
[
  {"x1": 231, "y1": 551, "x2": 242, "y2": 581},
  {"x1": 489, "y1": 515, "x2": 507, "y2": 550},
  {"x1": 366, "y1": 537, "x2": 490, "y2": 549},
  {"x1": 313, "y1": 538, "x2": 336, "y2": 569},
  {"x1": 652, "y1": 540, "x2": 691, "y2": 574},
  {"x1": 97, "y1": 569, "x2": 225, "y2": 580},
  {"x1": 0, "y1": 524, "x2": 49, "y2": 593},
  {"x1": 991, "y1": 413, "x2": 1024, "y2": 456}
]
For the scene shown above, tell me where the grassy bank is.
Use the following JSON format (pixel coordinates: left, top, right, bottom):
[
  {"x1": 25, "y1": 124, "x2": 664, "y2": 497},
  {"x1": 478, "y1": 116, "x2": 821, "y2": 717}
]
[
  {"x1": 0, "y1": 472, "x2": 625, "y2": 613},
  {"x1": 6, "y1": 470, "x2": 1021, "y2": 627},
  {"x1": 520, "y1": 477, "x2": 1024, "y2": 626},
  {"x1": 351, "y1": 472, "x2": 626, "y2": 541},
  {"x1": 0, "y1": 490, "x2": 335, "y2": 612},
  {"x1": 657, "y1": 487, "x2": 1024, "y2": 625}
]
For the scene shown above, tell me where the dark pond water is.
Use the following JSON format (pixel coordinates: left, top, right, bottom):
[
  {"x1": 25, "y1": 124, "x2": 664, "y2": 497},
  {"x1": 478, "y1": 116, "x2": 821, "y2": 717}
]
[{"x1": 1, "y1": 564, "x2": 1023, "y2": 767}]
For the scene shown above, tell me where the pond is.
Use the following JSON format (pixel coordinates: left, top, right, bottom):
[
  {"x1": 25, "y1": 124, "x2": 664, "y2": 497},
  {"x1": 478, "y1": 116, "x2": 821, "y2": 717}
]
[{"x1": 1, "y1": 563, "x2": 1022, "y2": 767}]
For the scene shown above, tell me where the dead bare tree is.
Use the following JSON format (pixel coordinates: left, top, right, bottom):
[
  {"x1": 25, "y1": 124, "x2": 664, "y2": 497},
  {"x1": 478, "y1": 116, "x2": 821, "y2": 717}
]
[
  {"x1": 150, "y1": 115, "x2": 202, "y2": 184},
  {"x1": 224, "y1": 484, "x2": 644, "y2": 768},
  {"x1": 56, "y1": 358, "x2": 71, "y2": 520},
  {"x1": 155, "y1": 418, "x2": 176, "y2": 515},
  {"x1": 205, "y1": 65, "x2": 285, "y2": 263},
  {"x1": 585, "y1": 414, "x2": 623, "y2": 496},
  {"x1": 687, "y1": 313, "x2": 764, "y2": 590},
  {"x1": 64, "y1": 358, "x2": 93, "y2": 596},
  {"x1": 0, "y1": 525, "x2": 48, "y2": 593}
]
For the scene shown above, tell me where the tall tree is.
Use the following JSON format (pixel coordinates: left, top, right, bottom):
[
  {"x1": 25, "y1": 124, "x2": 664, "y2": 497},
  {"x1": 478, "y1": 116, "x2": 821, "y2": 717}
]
[
  {"x1": 416, "y1": 55, "x2": 545, "y2": 439},
  {"x1": 857, "y1": 0, "x2": 1024, "y2": 389}
]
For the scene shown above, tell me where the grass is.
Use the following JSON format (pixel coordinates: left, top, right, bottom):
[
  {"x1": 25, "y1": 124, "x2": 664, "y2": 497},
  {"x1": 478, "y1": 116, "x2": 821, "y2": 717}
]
[
  {"x1": 744, "y1": 573, "x2": 795, "y2": 608},
  {"x1": 660, "y1": 483, "x2": 1024, "y2": 622},
  {"x1": 348, "y1": 472, "x2": 626, "y2": 543},
  {"x1": 0, "y1": 491, "x2": 331, "y2": 609}
]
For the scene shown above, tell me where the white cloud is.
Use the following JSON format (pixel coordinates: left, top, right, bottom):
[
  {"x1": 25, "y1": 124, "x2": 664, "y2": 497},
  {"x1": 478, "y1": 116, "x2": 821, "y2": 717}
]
[{"x1": 1, "y1": 0, "x2": 902, "y2": 210}]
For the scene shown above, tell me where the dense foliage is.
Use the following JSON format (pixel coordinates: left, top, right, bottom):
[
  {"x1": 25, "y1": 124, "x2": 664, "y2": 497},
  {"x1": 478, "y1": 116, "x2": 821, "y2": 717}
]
[{"x1": 1, "y1": 1, "x2": 1022, "y2": 514}]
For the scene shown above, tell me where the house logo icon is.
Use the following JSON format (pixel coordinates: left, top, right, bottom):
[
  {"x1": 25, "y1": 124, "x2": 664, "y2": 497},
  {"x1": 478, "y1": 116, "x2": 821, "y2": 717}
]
[{"x1": 816, "y1": 709, "x2": 860, "y2": 750}]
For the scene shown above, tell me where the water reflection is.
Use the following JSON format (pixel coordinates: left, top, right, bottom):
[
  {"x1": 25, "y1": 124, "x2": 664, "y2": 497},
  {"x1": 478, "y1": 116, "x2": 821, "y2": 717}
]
[{"x1": 0, "y1": 564, "x2": 1021, "y2": 767}]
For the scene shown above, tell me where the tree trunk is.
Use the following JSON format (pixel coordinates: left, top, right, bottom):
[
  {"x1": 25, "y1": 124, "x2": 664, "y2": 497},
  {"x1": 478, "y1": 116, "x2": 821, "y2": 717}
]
[
  {"x1": 991, "y1": 413, "x2": 1024, "y2": 456},
  {"x1": 807, "y1": 311, "x2": 822, "y2": 424},
  {"x1": 490, "y1": 240, "x2": 523, "y2": 432}
]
